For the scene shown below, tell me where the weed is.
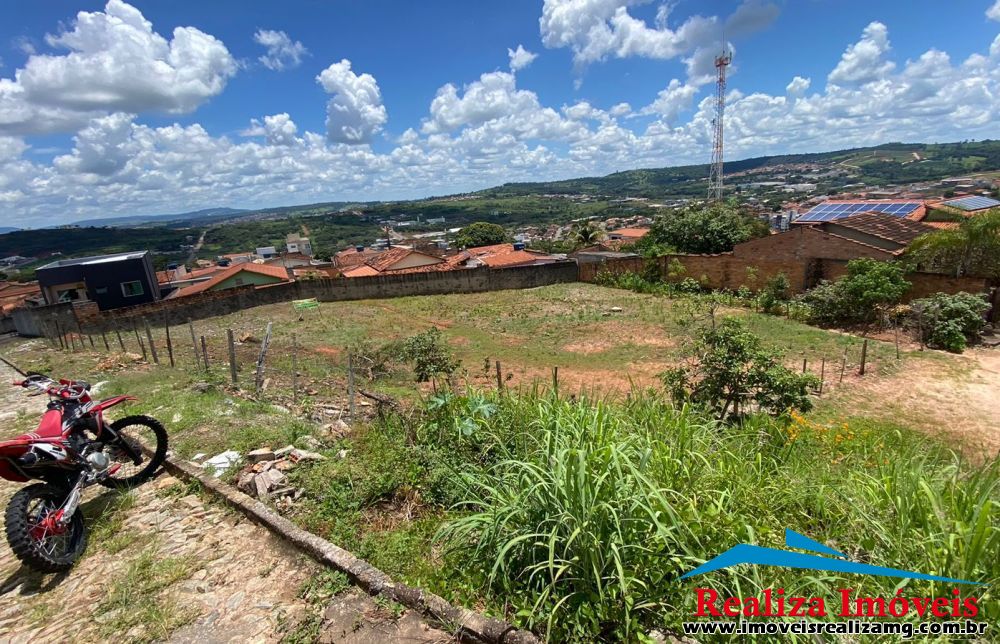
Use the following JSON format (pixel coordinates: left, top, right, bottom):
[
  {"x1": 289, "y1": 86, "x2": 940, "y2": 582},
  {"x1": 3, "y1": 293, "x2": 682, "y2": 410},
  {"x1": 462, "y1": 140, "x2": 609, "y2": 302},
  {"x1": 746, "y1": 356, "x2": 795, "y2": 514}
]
[{"x1": 95, "y1": 546, "x2": 197, "y2": 643}]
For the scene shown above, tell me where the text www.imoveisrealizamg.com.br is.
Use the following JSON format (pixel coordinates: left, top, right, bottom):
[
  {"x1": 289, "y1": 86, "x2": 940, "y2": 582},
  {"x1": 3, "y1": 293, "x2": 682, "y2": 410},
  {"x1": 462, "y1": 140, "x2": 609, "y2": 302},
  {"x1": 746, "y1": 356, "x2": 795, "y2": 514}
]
[{"x1": 682, "y1": 619, "x2": 988, "y2": 638}]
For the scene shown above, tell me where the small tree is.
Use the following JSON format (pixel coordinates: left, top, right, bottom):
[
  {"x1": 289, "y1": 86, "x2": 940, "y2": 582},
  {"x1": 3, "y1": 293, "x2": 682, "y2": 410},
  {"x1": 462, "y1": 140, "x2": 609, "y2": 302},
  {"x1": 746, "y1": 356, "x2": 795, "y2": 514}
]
[
  {"x1": 454, "y1": 222, "x2": 508, "y2": 249},
  {"x1": 905, "y1": 209, "x2": 1000, "y2": 280},
  {"x1": 572, "y1": 222, "x2": 603, "y2": 247},
  {"x1": 662, "y1": 318, "x2": 818, "y2": 421},
  {"x1": 636, "y1": 200, "x2": 769, "y2": 255}
]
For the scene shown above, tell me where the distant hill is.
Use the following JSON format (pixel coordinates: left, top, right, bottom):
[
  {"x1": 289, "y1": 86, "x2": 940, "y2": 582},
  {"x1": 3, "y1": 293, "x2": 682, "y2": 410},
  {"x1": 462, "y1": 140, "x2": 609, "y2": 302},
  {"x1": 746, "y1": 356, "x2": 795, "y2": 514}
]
[
  {"x1": 72, "y1": 207, "x2": 250, "y2": 228},
  {"x1": 477, "y1": 140, "x2": 1000, "y2": 199},
  {"x1": 0, "y1": 227, "x2": 19, "y2": 234}
]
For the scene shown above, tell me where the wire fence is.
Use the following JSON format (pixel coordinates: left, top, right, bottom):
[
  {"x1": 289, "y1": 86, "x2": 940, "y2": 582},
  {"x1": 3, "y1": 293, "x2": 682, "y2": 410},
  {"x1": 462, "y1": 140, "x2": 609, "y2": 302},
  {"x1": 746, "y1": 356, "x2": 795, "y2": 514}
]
[{"x1": 31, "y1": 301, "x2": 910, "y2": 415}]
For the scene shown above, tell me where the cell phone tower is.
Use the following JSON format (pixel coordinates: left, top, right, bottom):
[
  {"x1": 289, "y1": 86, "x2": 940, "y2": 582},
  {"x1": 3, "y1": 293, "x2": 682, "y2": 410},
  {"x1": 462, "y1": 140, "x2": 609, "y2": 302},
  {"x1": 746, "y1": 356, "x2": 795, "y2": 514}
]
[{"x1": 707, "y1": 48, "x2": 732, "y2": 201}]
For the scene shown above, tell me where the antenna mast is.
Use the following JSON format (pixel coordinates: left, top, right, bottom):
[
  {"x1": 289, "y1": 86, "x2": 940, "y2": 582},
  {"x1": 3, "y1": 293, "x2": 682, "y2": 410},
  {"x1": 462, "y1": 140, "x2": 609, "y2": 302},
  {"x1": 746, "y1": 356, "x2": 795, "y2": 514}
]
[{"x1": 707, "y1": 47, "x2": 732, "y2": 201}]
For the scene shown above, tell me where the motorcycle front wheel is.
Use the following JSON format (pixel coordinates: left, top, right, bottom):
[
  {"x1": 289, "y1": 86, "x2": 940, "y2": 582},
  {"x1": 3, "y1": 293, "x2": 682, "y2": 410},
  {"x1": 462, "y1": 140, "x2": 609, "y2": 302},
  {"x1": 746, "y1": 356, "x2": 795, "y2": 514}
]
[
  {"x1": 99, "y1": 415, "x2": 168, "y2": 489},
  {"x1": 5, "y1": 483, "x2": 88, "y2": 573}
]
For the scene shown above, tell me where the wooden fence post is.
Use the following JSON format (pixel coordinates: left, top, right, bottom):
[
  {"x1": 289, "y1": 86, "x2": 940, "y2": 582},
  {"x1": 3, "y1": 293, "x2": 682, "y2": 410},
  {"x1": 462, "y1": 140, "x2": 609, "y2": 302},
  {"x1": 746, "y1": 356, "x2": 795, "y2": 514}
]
[
  {"x1": 254, "y1": 322, "x2": 273, "y2": 394},
  {"x1": 187, "y1": 320, "x2": 200, "y2": 369},
  {"x1": 801, "y1": 358, "x2": 807, "y2": 374},
  {"x1": 164, "y1": 316, "x2": 175, "y2": 368},
  {"x1": 495, "y1": 360, "x2": 503, "y2": 392},
  {"x1": 859, "y1": 339, "x2": 869, "y2": 376},
  {"x1": 100, "y1": 329, "x2": 110, "y2": 351},
  {"x1": 143, "y1": 318, "x2": 159, "y2": 364},
  {"x1": 839, "y1": 348, "x2": 847, "y2": 383},
  {"x1": 291, "y1": 334, "x2": 298, "y2": 403},
  {"x1": 132, "y1": 321, "x2": 145, "y2": 360},
  {"x1": 552, "y1": 366, "x2": 559, "y2": 394},
  {"x1": 114, "y1": 323, "x2": 126, "y2": 352},
  {"x1": 69, "y1": 332, "x2": 77, "y2": 351},
  {"x1": 201, "y1": 336, "x2": 210, "y2": 370},
  {"x1": 52, "y1": 321, "x2": 65, "y2": 350},
  {"x1": 894, "y1": 323, "x2": 900, "y2": 360},
  {"x1": 348, "y1": 352, "x2": 356, "y2": 422},
  {"x1": 227, "y1": 329, "x2": 238, "y2": 385},
  {"x1": 818, "y1": 358, "x2": 825, "y2": 395}
]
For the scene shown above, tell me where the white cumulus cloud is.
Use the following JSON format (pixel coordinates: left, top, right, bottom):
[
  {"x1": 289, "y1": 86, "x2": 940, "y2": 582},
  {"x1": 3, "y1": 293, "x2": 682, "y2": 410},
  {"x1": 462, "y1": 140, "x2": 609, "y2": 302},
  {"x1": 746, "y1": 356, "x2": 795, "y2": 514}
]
[
  {"x1": 785, "y1": 76, "x2": 810, "y2": 97},
  {"x1": 507, "y1": 45, "x2": 538, "y2": 72},
  {"x1": 988, "y1": 0, "x2": 1000, "y2": 21},
  {"x1": 242, "y1": 112, "x2": 300, "y2": 146},
  {"x1": 0, "y1": 0, "x2": 235, "y2": 135},
  {"x1": 539, "y1": 0, "x2": 776, "y2": 67},
  {"x1": 254, "y1": 29, "x2": 308, "y2": 71},
  {"x1": 316, "y1": 59, "x2": 387, "y2": 144},
  {"x1": 828, "y1": 21, "x2": 895, "y2": 86}
]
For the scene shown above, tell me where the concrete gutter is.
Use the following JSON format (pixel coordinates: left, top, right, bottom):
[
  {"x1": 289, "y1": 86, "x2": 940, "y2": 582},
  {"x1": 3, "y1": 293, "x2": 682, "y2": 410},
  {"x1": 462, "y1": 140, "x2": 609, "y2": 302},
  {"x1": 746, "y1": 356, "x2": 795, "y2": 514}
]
[{"x1": 159, "y1": 456, "x2": 539, "y2": 644}]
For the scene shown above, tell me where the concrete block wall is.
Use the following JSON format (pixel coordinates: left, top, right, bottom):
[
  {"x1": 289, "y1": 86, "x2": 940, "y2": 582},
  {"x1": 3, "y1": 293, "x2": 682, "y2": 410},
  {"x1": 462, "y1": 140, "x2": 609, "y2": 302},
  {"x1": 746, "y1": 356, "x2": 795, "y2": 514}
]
[{"x1": 72, "y1": 261, "x2": 580, "y2": 333}]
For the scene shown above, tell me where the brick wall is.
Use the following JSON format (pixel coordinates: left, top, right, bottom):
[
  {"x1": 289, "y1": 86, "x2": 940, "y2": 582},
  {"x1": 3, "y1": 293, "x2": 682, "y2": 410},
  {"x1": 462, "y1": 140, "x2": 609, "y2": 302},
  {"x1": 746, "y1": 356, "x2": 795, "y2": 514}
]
[
  {"x1": 815, "y1": 259, "x2": 989, "y2": 301},
  {"x1": 579, "y1": 253, "x2": 992, "y2": 302},
  {"x1": 71, "y1": 261, "x2": 579, "y2": 333},
  {"x1": 578, "y1": 253, "x2": 811, "y2": 292}
]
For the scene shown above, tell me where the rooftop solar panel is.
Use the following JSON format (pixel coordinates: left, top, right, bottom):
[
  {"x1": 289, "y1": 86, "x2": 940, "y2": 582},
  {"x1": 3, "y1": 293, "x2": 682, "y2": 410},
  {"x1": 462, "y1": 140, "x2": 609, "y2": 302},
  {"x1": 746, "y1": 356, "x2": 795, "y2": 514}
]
[
  {"x1": 798, "y1": 201, "x2": 922, "y2": 223},
  {"x1": 942, "y1": 196, "x2": 1000, "y2": 211}
]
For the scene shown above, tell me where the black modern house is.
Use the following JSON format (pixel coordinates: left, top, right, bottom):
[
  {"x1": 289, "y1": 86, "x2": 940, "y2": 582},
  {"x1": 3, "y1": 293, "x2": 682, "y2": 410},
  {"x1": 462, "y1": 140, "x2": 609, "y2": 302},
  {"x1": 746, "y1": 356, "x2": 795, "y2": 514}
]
[{"x1": 36, "y1": 251, "x2": 160, "y2": 311}]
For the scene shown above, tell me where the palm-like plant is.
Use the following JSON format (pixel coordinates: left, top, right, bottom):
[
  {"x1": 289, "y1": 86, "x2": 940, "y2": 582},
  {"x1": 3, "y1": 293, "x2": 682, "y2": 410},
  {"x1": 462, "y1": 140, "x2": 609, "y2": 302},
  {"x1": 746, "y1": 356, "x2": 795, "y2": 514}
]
[
  {"x1": 906, "y1": 208, "x2": 1000, "y2": 279},
  {"x1": 572, "y1": 222, "x2": 603, "y2": 247}
]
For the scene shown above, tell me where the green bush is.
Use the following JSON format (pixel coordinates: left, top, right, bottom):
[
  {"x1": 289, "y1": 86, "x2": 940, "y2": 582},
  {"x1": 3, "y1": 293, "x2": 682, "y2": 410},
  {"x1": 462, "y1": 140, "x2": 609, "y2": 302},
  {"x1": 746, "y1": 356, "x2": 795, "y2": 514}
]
[
  {"x1": 397, "y1": 328, "x2": 459, "y2": 381},
  {"x1": 758, "y1": 272, "x2": 790, "y2": 314},
  {"x1": 454, "y1": 222, "x2": 508, "y2": 248},
  {"x1": 635, "y1": 200, "x2": 769, "y2": 254},
  {"x1": 661, "y1": 317, "x2": 818, "y2": 420},
  {"x1": 910, "y1": 292, "x2": 990, "y2": 352},
  {"x1": 800, "y1": 259, "x2": 910, "y2": 326}
]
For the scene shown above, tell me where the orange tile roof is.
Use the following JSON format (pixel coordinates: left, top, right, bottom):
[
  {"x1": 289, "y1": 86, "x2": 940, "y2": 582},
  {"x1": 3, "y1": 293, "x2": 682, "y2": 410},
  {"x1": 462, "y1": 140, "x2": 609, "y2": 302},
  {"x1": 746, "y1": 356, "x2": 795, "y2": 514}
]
[
  {"x1": 828, "y1": 212, "x2": 936, "y2": 246},
  {"x1": 174, "y1": 263, "x2": 290, "y2": 297},
  {"x1": 342, "y1": 265, "x2": 380, "y2": 277},
  {"x1": 480, "y1": 250, "x2": 552, "y2": 268},
  {"x1": 609, "y1": 227, "x2": 650, "y2": 238},
  {"x1": 366, "y1": 247, "x2": 443, "y2": 272},
  {"x1": 334, "y1": 247, "x2": 383, "y2": 268}
]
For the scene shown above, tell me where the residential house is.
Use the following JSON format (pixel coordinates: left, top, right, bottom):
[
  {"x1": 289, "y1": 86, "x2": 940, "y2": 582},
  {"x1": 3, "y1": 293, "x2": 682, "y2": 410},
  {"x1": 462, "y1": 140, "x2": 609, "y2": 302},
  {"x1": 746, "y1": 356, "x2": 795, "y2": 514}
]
[
  {"x1": 341, "y1": 247, "x2": 446, "y2": 277},
  {"x1": 286, "y1": 233, "x2": 313, "y2": 256},
  {"x1": 456, "y1": 243, "x2": 561, "y2": 268},
  {"x1": 334, "y1": 246, "x2": 384, "y2": 269},
  {"x1": 733, "y1": 212, "x2": 936, "y2": 262},
  {"x1": 172, "y1": 263, "x2": 291, "y2": 297},
  {"x1": 35, "y1": 251, "x2": 159, "y2": 311},
  {"x1": 607, "y1": 227, "x2": 651, "y2": 242}
]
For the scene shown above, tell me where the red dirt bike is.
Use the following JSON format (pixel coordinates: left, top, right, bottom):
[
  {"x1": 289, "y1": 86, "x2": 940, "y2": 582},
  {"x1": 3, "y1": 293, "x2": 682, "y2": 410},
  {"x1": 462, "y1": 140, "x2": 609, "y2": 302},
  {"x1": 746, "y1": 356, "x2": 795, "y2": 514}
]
[{"x1": 0, "y1": 373, "x2": 167, "y2": 572}]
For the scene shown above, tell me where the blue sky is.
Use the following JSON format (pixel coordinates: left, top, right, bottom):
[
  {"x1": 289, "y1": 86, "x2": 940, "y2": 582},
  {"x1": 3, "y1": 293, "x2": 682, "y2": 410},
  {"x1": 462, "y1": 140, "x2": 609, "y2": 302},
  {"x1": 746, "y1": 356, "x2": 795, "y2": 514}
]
[{"x1": 1, "y1": 0, "x2": 999, "y2": 225}]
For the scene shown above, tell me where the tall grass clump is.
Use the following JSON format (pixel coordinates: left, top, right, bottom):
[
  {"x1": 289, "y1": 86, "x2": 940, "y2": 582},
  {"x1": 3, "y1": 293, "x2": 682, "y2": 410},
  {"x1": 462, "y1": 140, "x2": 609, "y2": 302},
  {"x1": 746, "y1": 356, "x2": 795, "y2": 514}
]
[{"x1": 431, "y1": 392, "x2": 1000, "y2": 642}]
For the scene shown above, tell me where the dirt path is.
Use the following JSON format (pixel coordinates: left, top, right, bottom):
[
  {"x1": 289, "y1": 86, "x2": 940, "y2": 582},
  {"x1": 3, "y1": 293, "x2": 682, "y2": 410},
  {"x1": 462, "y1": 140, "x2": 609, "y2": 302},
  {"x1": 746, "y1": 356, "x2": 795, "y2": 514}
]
[
  {"x1": 0, "y1": 363, "x2": 451, "y2": 644},
  {"x1": 821, "y1": 348, "x2": 1000, "y2": 460}
]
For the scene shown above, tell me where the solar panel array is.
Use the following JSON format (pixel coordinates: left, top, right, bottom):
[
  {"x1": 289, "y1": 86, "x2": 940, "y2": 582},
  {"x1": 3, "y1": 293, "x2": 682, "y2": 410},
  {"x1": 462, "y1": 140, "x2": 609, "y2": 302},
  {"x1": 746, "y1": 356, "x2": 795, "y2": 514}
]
[
  {"x1": 795, "y1": 202, "x2": 921, "y2": 223},
  {"x1": 942, "y1": 196, "x2": 1000, "y2": 212}
]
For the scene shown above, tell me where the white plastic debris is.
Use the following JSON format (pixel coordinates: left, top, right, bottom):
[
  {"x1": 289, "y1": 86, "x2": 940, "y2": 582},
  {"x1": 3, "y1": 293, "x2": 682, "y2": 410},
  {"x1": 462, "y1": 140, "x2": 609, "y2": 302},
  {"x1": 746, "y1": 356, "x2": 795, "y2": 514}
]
[{"x1": 201, "y1": 450, "x2": 240, "y2": 477}]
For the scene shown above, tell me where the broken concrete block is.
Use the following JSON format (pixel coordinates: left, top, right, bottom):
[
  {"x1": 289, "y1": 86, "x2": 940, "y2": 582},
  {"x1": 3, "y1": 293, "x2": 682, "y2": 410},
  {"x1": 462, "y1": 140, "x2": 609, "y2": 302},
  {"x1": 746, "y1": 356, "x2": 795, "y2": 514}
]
[
  {"x1": 246, "y1": 448, "x2": 276, "y2": 463},
  {"x1": 289, "y1": 449, "x2": 326, "y2": 463}
]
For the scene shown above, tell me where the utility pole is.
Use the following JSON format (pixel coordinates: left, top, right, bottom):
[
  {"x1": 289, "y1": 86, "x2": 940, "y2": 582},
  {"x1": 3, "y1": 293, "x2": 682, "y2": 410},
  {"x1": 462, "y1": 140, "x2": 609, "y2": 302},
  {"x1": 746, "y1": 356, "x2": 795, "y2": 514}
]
[{"x1": 707, "y1": 48, "x2": 732, "y2": 201}]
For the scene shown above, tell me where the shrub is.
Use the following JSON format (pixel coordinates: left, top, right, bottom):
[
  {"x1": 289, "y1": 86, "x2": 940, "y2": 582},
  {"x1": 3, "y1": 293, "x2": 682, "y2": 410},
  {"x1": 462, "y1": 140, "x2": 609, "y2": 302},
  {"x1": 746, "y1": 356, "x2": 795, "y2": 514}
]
[
  {"x1": 662, "y1": 317, "x2": 818, "y2": 420},
  {"x1": 800, "y1": 259, "x2": 910, "y2": 326},
  {"x1": 910, "y1": 292, "x2": 990, "y2": 352},
  {"x1": 758, "y1": 272, "x2": 790, "y2": 314},
  {"x1": 397, "y1": 328, "x2": 458, "y2": 381}
]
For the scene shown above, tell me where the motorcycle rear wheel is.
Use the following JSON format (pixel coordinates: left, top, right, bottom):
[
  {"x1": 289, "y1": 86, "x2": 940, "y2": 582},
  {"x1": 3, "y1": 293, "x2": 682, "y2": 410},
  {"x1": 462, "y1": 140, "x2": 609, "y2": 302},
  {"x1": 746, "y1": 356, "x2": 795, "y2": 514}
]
[{"x1": 5, "y1": 483, "x2": 88, "y2": 573}]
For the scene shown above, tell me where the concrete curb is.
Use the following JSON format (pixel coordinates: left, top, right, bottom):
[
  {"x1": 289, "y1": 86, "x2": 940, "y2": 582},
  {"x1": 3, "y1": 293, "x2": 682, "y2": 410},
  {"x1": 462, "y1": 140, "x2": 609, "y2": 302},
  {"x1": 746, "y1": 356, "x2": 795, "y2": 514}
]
[{"x1": 159, "y1": 457, "x2": 539, "y2": 644}]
